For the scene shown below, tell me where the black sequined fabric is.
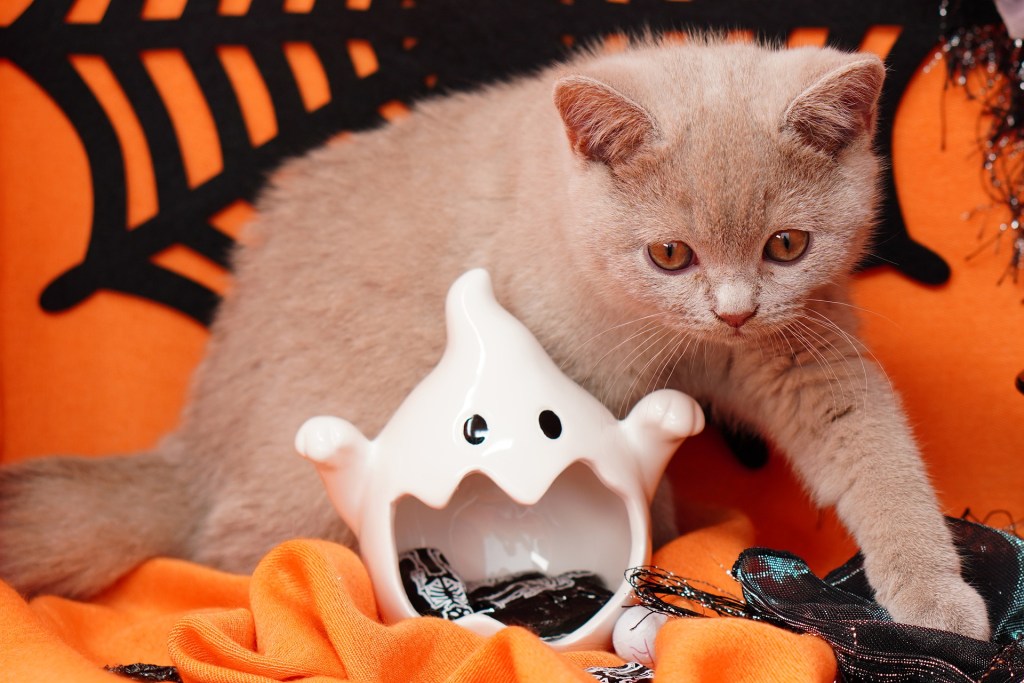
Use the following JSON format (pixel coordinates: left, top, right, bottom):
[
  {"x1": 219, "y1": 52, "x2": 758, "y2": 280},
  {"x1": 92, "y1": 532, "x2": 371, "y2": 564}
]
[
  {"x1": 732, "y1": 518, "x2": 1024, "y2": 682},
  {"x1": 104, "y1": 664, "x2": 182, "y2": 682}
]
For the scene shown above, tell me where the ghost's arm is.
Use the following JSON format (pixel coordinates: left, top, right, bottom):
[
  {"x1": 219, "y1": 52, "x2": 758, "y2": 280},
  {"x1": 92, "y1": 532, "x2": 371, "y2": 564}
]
[
  {"x1": 295, "y1": 416, "x2": 371, "y2": 534},
  {"x1": 295, "y1": 416, "x2": 368, "y2": 469},
  {"x1": 622, "y1": 389, "x2": 705, "y2": 499}
]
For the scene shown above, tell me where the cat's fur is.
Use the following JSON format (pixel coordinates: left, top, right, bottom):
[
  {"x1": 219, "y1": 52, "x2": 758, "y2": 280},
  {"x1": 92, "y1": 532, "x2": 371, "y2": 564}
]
[{"x1": 0, "y1": 38, "x2": 991, "y2": 639}]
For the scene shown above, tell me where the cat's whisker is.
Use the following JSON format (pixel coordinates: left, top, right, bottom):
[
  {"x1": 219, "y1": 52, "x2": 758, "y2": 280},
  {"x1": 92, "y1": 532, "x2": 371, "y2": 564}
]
[
  {"x1": 637, "y1": 334, "x2": 676, "y2": 403},
  {"x1": 796, "y1": 312, "x2": 863, "y2": 368},
  {"x1": 699, "y1": 336, "x2": 713, "y2": 385},
  {"x1": 615, "y1": 327, "x2": 677, "y2": 417},
  {"x1": 789, "y1": 318, "x2": 850, "y2": 378},
  {"x1": 792, "y1": 316, "x2": 854, "y2": 367},
  {"x1": 785, "y1": 322, "x2": 841, "y2": 415},
  {"x1": 753, "y1": 326, "x2": 782, "y2": 363},
  {"x1": 772, "y1": 326, "x2": 797, "y2": 365},
  {"x1": 800, "y1": 308, "x2": 895, "y2": 401},
  {"x1": 578, "y1": 319, "x2": 661, "y2": 391},
  {"x1": 763, "y1": 329, "x2": 780, "y2": 362},
  {"x1": 772, "y1": 328, "x2": 792, "y2": 363},
  {"x1": 618, "y1": 336, "x2": 668, "y2": 417},
  {"x1": 862, "y1": 251, "x2": 900, "y2": 267},
  {"x1": 755, "y1": 328, "x2": 772, "y2": 361},
  {"x1": 804, "y1": 297, "x2": 897, "y2": 325},
  {"x1": 596, "y1": 321, "x2": 663, "y2": 399},
  {"x1": 790, "y1": 317, "x2": 859, "y2": 409},
  {"x1": 659, "y1": 331, "x2": 698, "y2": 394},
  {"x1": 560, "y1": 312, "x2": 666, "y2": 371},
  {"x1": 643, "y1": 330, "x2": 689, "y2": 399},
  {"x1": 801, "y1": 307, "x2": 873, "y2": 357}
]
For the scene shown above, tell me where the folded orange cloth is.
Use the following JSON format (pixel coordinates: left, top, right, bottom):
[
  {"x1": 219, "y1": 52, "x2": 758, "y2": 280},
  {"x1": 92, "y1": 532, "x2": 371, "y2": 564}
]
[{"x1": 0, "y1": 507, "x2": 836, "y2": 683}]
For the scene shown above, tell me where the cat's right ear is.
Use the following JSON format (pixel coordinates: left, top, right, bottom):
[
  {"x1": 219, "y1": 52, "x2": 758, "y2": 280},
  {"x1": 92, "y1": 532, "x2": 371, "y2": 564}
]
[
  {"x1": 553, "y1": 75, "x2": 657, "y2": 166},
  {"x1": 782, "y1": 57, "x2": 886, "y2": 157}
]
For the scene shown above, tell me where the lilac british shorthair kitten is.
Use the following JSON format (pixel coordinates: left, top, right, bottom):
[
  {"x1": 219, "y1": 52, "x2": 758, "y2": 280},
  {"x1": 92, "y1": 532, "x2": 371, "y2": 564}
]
[{"x1": 0, "y1": 37, "x2": 990, "y2": 640}]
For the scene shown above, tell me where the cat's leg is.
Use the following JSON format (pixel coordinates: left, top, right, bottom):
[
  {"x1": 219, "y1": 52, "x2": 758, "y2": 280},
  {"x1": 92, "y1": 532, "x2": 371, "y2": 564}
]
[{"x1": 729, "y1": 352, "x2": 991, "y2": 640}]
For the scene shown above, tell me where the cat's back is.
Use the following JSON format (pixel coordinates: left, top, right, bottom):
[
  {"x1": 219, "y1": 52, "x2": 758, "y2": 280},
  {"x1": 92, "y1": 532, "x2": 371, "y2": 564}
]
[
  {"x1": 180, "y1": 69, "x2": 568, "y2": 442},
  {"x1": 181, "y1": 37, "x2": 871, "y2": 441},
  {"x1": 243, "y1": 38, "x2": 851, "y2": 269}
]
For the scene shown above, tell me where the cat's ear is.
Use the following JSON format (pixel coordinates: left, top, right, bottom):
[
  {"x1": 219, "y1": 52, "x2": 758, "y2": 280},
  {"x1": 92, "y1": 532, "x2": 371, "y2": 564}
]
[
  {"x1": 554, "y1": 75, "x2": 657, "y2": 166},
  {"x1": 782, "y1": 57, "x2": 885, "y2": 156}
]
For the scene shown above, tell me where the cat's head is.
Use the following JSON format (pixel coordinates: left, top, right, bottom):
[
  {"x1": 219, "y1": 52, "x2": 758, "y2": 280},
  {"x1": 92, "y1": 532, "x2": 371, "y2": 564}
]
[{"x1": 553, "y1": 39, "x2": 884, "y2": 343}]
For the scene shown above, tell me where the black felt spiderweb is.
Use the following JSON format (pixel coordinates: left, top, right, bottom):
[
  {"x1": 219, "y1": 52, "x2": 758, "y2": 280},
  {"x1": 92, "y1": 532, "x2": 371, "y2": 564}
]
[{"x1": 1, "y1": 0, "x2": 950, "y2": 325}]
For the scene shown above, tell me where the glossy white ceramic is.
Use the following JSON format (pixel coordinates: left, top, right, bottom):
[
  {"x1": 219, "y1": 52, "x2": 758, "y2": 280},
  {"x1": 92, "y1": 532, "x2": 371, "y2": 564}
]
[{"x1": 295, "y1": 268, "x2": 704, "y2": 651}]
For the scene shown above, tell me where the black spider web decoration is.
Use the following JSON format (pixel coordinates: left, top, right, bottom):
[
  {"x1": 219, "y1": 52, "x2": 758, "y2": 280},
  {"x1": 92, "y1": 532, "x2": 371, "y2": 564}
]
[{"x1": 1, "y1": 0, "x2": 949, "y2": 325}]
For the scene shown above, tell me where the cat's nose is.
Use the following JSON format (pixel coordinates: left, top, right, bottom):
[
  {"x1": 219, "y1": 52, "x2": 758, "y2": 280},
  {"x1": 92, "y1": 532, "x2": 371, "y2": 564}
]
[{"x1": 715, "y1": 309, "x2": 756, "y2": 328}]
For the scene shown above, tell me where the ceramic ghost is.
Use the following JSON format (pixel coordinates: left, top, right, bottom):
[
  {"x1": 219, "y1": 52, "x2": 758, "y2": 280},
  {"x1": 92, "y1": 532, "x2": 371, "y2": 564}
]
[{"x1": 295, "y1": 269, "x2": 704, "y2": 651}]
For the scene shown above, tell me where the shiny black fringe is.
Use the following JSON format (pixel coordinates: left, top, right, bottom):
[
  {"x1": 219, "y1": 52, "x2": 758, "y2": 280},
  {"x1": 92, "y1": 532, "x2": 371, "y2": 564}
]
[{"x1": 938, "y1": 0, "x2": 1024, "y2": 289}]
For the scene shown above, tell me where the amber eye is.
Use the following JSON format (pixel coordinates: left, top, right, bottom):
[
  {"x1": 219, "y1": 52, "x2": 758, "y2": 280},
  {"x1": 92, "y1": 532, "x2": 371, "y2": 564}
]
[
  {"x1": 764, "y1": 230, "x2": 810, "y2": 263},
  {"x1": 648, "y1": 240, "x2": 695, "y2": 271}
]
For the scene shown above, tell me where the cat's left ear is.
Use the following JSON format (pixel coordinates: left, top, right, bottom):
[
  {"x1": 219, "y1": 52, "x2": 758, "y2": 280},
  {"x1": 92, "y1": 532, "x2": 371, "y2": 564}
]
[
  {"x1": 554, "y1": 75, "x2": 657, "y2": 166},
  {"x1": 782, "y1": 57, "x2": 885, "y2": 156}
]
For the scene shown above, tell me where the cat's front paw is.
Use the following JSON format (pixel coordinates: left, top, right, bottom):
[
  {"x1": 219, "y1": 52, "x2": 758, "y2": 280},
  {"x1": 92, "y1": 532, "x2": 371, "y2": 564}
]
[{"x1": 882, "y1": 574, "x2": 991, "y2": 641}]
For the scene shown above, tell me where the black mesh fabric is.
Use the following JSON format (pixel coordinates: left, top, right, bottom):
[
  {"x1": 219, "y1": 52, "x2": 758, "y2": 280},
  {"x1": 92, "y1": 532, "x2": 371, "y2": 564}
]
[{"x1": 732, "y1": 518, "x2": 1024, "y2": 682}]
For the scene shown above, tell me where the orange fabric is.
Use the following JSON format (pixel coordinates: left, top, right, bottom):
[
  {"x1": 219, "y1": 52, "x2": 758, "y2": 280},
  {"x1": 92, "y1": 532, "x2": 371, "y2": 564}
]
[
  {"x1": 0, "y1": 509, "x2": 836, "y2": 682},
  {"x1": 1, "y1": 5, "x2": 1023, "y2": 682}
]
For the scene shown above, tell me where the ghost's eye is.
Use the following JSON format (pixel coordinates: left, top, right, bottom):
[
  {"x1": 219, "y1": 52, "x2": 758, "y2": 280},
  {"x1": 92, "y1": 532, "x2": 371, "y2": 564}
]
[
  {"x1": 538, "y1": 410, "x2": 562, "y2": 439},
  {"x1": 648, "y1": 240, "x2": 695, "y2": 271},
  {"x1": 463, "y1": 415, "x2": 488, "y2": 445},
  {"x1": 764, "y1": 230, "x2": 810, "y2": 263}
]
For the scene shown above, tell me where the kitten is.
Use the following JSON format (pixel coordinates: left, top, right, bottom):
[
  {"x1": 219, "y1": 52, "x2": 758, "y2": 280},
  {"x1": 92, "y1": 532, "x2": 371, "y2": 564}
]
[{"x1": 0, "y1": 37, "x2": 990, "y2": 640}]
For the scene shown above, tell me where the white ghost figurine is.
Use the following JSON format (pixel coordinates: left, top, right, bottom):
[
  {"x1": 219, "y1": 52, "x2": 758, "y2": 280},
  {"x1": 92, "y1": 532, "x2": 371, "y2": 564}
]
[{"x1": 295, "y1": 269, "x2": 703, "y2": 651}]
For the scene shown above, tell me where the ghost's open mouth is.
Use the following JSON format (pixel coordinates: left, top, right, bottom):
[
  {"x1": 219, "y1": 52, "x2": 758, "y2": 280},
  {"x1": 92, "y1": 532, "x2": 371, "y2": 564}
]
[{"x1": 392, "y1": 462, "x2": 633, "y2": 640}]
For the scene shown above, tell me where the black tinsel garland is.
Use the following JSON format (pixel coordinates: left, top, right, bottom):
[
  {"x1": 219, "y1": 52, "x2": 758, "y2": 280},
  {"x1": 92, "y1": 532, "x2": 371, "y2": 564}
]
[
  {"x1": 938, "y1": 0, "x2": 1024, "y2": 289},
  {"x1": 937, "y1": 0, "x2": 1024, "y2": 395}
]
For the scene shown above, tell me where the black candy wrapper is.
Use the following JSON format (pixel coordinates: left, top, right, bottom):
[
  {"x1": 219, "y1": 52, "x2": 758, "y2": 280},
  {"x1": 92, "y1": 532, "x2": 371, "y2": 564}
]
[
  {"x1": 398, "y1": 547, "x2": 474, "y2": 620},
  {"x1": 104, "y1": 664, "x2": 182, "y2": 682},
  {"x1": 398, "y1": 548, "x2": 613, "y2": 640},
  {"x1": 468, "y1": 570, "x2": 614, "y2": 640},
  {"x1": 585, "y1": 662, "x2": 655, "y2": 682},
  {"x1": 105, "y1": 658, "x2": 653, "y2": 682}
]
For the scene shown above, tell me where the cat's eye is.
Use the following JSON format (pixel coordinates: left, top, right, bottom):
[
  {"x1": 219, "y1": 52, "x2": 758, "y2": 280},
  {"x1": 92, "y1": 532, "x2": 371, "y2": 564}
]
[
  {"x1": 648, "y1": 240, "x2": 694, "y2": 271},
  {"x1": 764, "y1": 230, "x2": 810, "y2": 263},
  {"x1": 539, "y1": 410, "x2": 562, "y2": 439},
  {"x1": 463, "y1": 414, "x2": 488, "y2": 445}
]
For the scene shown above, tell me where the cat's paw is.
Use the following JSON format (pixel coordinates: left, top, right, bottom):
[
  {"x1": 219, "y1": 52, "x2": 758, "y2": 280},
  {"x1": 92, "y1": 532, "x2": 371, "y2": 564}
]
[{"x1": 882, "y1": 573, "x2": 991, "y2": 641}]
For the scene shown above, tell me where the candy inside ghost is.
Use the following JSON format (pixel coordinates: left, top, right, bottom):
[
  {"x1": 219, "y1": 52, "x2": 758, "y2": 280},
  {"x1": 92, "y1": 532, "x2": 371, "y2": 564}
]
[{"x1": 295, "y1": 268, "x2": 704, "y2": 651}]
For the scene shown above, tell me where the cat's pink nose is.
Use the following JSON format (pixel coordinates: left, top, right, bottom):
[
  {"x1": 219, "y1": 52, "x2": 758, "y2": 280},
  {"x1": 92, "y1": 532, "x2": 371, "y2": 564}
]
[{"x1": 716, "y1": 310, "x2": 755, "y2": 328}]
